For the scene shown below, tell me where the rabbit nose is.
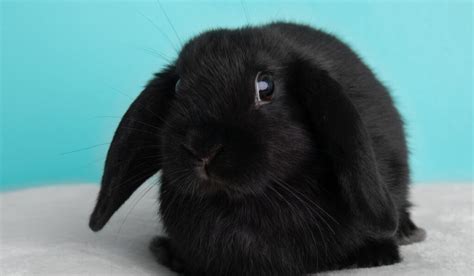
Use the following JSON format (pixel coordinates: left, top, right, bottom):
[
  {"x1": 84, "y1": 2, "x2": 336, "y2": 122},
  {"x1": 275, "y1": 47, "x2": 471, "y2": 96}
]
[
  {"x1": 181, "y1": 143, "x2": 223, "y2": 180},
  {"x1": 181, "y1": 143, "x2": 223, "y2": 166}
]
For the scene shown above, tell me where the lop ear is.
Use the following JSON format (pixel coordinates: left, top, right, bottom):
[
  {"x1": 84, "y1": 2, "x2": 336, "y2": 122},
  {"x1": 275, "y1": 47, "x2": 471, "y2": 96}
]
[
  {"x1": 89, "y1": 66, "x2": 177, "y2": 232},
  {"x1": 290, "y1": 59, "x2": 398, "y2": 238}
]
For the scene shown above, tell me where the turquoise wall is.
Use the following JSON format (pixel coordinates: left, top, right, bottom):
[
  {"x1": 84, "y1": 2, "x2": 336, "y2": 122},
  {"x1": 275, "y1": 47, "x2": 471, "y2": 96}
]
[{"x1": 1, "y1": 0, "x2": 472, "y2": 190}]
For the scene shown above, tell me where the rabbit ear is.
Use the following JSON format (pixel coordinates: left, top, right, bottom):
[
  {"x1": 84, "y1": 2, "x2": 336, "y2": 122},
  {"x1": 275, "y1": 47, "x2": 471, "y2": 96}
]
[
  {"x1": 290, "y1": 59, "x2": 398, "y2": 238},
  {"x1": 89, "y1": 67, "x2": 177, "y2": 232}
]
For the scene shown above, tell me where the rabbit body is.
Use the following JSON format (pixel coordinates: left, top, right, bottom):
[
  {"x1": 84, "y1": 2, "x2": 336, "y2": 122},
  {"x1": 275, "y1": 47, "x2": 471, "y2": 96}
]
[{"x1": 90, "y1": 22, "x2": 425, "y2": 276}]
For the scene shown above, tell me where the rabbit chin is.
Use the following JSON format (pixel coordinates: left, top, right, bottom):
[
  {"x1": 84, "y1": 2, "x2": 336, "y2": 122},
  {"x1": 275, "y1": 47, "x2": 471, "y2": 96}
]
[{"x1": 195, "y1": 179, "x2": 229, "y2": 194}]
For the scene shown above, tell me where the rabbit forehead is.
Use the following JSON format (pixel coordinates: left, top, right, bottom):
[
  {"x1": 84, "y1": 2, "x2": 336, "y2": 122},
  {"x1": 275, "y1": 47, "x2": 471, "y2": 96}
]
[{"x1": 176, "y1": 28, "x2": 284, "y2": 78}]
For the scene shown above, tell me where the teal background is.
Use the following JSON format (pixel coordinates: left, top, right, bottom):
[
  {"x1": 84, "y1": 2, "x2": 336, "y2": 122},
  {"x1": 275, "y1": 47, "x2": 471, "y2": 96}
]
[{"x1": 1, "y1": 0, "x2": 472, "y2": 191}]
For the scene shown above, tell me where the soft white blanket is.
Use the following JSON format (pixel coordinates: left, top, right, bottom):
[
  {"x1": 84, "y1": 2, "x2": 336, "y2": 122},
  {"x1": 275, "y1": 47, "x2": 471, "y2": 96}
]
[{"x1": 1, "y1": 183, "x2": 472, "y2": 275}]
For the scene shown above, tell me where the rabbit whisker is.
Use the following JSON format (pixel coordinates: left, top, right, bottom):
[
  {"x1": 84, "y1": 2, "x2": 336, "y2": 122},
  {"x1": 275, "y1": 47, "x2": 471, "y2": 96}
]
[
  {"x1": 156, "y1": 0, "x2": 182, "y2": 46},
  {"x1": 60, "y1": 142, "x2": 111, "y2": 155},
  {"x1": 115, "y1": 181, "x2": 156, "y2": 240},
  {"x1": 137, "y1": 10, "x2": 179, "y2": 54}
]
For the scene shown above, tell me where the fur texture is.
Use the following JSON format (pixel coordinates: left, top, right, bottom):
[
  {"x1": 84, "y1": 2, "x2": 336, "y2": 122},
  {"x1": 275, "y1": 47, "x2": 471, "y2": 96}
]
[{"x1": 89, "y1": 22, "x2": 425, "y2": 275}]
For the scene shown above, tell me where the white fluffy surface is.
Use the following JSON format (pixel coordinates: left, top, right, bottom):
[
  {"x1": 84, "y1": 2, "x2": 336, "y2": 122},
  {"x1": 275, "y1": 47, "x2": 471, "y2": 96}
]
[{"x1": 1, "y1": 183, "x2": 472, "y2": 275}]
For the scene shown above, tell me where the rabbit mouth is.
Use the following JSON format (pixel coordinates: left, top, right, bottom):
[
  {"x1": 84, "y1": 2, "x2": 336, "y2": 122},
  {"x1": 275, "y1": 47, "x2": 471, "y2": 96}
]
[
  {"x1": 194, "y1": 173, "x2": 229, "y2": 193},
  {"x1": 190, "y1": 162, "x2": 245, "y2": 194},
  {"x1": 195, "y1": 164, "x2": 210, "y2": 180}
]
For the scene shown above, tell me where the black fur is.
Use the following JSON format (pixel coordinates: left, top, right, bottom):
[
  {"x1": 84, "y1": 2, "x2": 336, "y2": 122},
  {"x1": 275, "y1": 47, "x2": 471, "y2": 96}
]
[{"x1": 89, "y1": 22, "x2": 425, "y2": 275}]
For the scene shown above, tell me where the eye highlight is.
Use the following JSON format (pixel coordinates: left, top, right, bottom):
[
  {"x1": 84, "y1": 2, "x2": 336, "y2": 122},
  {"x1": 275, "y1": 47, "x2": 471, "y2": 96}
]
[
  {"x1": 255, "y1": 72, "x2": 274, "y2": 105},
  {"x1": 175, "y1": 79, "x2": 182, "y2": 92}
]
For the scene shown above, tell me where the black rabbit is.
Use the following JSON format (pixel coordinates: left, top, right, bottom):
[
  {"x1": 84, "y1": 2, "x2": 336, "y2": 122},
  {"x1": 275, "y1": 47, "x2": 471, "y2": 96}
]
[{"x1": 89, "y1": 22, "x2": 425, "y2": 275}]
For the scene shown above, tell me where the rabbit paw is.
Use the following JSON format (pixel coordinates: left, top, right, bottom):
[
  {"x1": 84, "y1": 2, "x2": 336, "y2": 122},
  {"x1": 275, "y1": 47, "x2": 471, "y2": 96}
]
[
  {"x1": 352, "y1": 238, "x2": 401, "y2": 268},
  {"x1": 149, "y1": 236, "x2": 186, "y2": 273},
  {"x1": 397, "y1": 212, "x2": 427, "y2": 245}
]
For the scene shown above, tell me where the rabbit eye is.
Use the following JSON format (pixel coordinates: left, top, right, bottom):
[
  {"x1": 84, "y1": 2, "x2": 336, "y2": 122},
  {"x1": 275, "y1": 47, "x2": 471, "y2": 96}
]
[
  {"x1": 255, "y1": 73, "x2": 274, "y2": 105},
  {"x1": 175, "y1": 79, "x2": 182, "y2": 92}
]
